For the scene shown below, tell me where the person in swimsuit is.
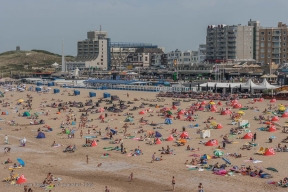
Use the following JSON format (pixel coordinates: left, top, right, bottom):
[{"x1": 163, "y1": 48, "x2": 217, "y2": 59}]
[
  {"x1": 172, "y1": 176, "x2": 175, "y2": 191},
  {"x1": 198, "y1": 182, "x2": 204, "y2": 192}
]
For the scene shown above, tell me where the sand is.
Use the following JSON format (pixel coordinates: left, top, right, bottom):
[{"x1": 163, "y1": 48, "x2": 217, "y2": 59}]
[{"x1": 0, "y1": 87, "x2": 288, "y2": 192}]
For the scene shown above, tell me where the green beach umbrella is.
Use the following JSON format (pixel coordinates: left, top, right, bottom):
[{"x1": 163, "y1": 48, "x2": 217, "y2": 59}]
[
  {"x1": 266, "y1": 167, "x2": 278, "y2": 172},
  {"x1": 167, "y1": 111, "x2": 172, "y2": 115},
  {"x1": 213, "y1": 150, "x2": 224, "y2": 157}
]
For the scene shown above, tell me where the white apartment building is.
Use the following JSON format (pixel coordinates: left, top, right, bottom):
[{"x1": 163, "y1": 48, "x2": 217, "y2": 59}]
[
  {"x1": 198, "y1": 44, "x2": 206, "y2": 62},
  {"x1": 66, "y1": 30, "x2": 111, "y2": 71}
]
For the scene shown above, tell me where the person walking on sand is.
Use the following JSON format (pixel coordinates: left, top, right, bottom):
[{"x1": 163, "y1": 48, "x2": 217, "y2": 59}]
[
  {"x1": 105, "y1": 186, "x2": 110, "y2": 192},
  {"x1": 172, "y1": 176, "x2": 175, "y2": 191},
  {"x1": 151, "y1": 152, "x2": 156, "y2": 163},
  {"x1": 86, "y1": 155, "x2": 89, "y2": 164},
  {"x1": 80, "y1": 130, "x2": 83, "y2": 139},
  {"x1": 129, "y1": 172, "x2": 133, "y2": 181},
  {"x1": 198, "y1": 183, "x2": 204, "y2": 192}
]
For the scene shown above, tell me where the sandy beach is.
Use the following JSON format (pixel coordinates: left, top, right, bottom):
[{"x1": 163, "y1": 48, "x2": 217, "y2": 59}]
[{"x1": 1, "y1": 86, "x2": 288, "y2": 192}]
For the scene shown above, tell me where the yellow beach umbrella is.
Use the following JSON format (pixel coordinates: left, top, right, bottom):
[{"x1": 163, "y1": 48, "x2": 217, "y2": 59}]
[
  {"x1": 238, "y1": 111, "x2": 245, "y2": 115},
  {"x1": 279, "y1": 107, "x2": 286, "y2": 111},
  {"x1": 18, "y1": 99, "x2": 24, "y2": 103},
  {"x1": 210, "y1": 121, "x2": 217, "y2": 126},
  {"x1": 210, "y1": 102, "x2": 216, "y2": 105}
]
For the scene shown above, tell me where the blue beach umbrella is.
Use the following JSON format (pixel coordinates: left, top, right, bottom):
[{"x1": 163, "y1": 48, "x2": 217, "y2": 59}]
[{"x1": 17, "y1": 158, "x2": 25, "y2": 167}]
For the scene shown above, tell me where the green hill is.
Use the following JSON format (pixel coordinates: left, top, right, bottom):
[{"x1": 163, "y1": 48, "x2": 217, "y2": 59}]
[{"x1": 0, "y1": 50, "x2": 75, "y2": 72}]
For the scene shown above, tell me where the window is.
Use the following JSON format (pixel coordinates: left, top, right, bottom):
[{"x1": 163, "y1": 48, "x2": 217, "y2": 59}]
[
  {"x1": 268, "y1": 43, "x2": 271, "y2": 46},
  {"x1": 284, "y1": 54, "x2": 286, "y2": 58},
  {"x1": 261, "y1": 37, "x2": 265, "y2": 41},
  {"x1": 284, "y1": 43, "x2": 286, "y2": 46},
  {"x1": 261, "y1": 43, "x2": 264, "y2": 47},
  {"x1": 261, "y1": 49, "x2": 264, "y2": 53},
  {"x1": 284, "y1": 31, "x2": 286, "y2": 35},
  {"x1": 261, "y1": 32, "x2": 265, "y2": 35},
  {"x1": 101, "y1": 59, "x2": 103, "y2": 61},
  {"x1": 101, "y1": 63, "x2": 103, "y2": 65},
  {"x1": 261, "y1": 54, "x2": 264, "y2": 58},
  {"x1": 268, "y1": 37, "x2": 271, "y2": 41},
  {"x1": 145, "y1": 57, "x2": 148, "y2": 61},
  {"x1": 268, "y1": 54, "x2": 270, "y2": 58},
  {"x1": 284, "y1": 49, "x2": 286, "y2": 52},
  {"x1": 268, "y1": 32, "x2": 271, "y2": 35},
  {"x1": 268, "y1": 48, "x2": 271, "y2": 52},
  {"x1": 284, "y1": 37, "x2": 286, "y2": 40}
]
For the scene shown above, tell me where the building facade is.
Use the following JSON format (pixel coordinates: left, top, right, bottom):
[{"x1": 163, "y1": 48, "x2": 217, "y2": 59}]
[
  {"x1": 206, "y1": 24, "x2": 254, "y2": 62},
  {"x1": 257, "y1": 22, "x2": 288, "y2": 65},
  {"x1": 198, "y1": 44, "x2": 206, "y2": 63},
  {"x1": 167, "y1": 49, "x2": 199, "y2": 66},
  {"x1": 66, "y1": 30, "x2": 111, "y2": 71}
]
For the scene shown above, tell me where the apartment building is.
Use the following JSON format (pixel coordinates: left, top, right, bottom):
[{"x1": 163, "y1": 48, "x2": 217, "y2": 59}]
[
  {"x1": 198, "y1": 44, "x2": 206, "y2": 62},
  {"x1": 66, "y1": 30, "x2": 111, "y2": 70},
  {"x1": 257, "y1": 22, "x2": 288, "y2": 64},
  {"x1": 167, "y1": 49, "x2": 199, "y2": 66},
  {"x1": 206, "y1": 24, "x2": 254, "y2": 62}
]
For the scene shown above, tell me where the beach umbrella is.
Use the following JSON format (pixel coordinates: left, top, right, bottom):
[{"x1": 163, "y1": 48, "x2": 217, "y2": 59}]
[
  {"x1": 17, "y1": 158, "x2": 25, "y2": 167},
  {"x1": 210, "y1": 102, "x2": 216, "y2": 105},
  {"x1": 210, "y1": 121, "x2": 217, "y2": 126},
  {"x1": 222, "y1": 157, "x2": 231, "y2": 165},
  {"x1": 18, "y1": 99, "x2": 24, "y2": 103},
  {"x1": 167, "y1": 111, "x2": 172, "y2": 115},
  {"x1": 213, "y1": 150, "x2": 224, "y2": 157},
  {"x1": 266, "y1": 167, "x2": 278, "y2": 172},
  {"x1": 237, "y1": 111, "x2": 245, "y2": 115},
  {"x1": 178, "y1": 139, "x2": 187, "y2": 143}
]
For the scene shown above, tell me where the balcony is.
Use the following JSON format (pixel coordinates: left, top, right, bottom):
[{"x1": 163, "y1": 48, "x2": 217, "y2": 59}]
[
  {"x1": 228, "y1": 34, "x2": 236, "y2": 37},
  {"x1": 228, "y1": 44, "x2": 236, "y2": 47},
  {"x1": 272, "y1": 50, "x2": 281, "y2": 54},
  {"x1": 272, "y1": 32, "x2": 281, "y2": 36},
  {"x1": 272, "y1": 39, "x2": 281, "y2": 42},
  {"x1": 228, "y1": 38, "x2": 236, "y2": 42}
]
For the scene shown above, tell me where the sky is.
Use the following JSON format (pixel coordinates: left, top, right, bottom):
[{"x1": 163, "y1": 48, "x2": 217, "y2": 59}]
[{"x1": 1, "y1": 0, "x2": 288, "y2": 56}]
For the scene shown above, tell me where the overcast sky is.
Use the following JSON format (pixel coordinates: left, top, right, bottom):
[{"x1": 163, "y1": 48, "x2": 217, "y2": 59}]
[{"x1": 1, "y1": 0, "x2": 288, "y2": 55}]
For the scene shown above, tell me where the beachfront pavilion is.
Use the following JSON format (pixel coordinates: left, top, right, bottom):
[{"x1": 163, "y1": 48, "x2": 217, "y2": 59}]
[
  {"x1": 83, "y1": 79, "x2": 149, "y2": 88},
  {"x1": 200, "y1": 79, "x2": 278, "y2": 94}
]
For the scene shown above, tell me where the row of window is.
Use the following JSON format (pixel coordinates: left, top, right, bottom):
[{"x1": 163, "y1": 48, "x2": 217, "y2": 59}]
[
  {"x1": 260, "y1": 42, "x2": 287, "y2": 47},
  {"x1": 260, "y1": 54, "x2": 286, "y2": 58},
  {"x1": 261, "y1": 31, "x2": 286, "y2": 35},
  {"x1": 261, "y1": 48, "x2": 286, "y2": 52},
  {"x1": 261, "y1": 37, "x2": 286, "y2": 41}
]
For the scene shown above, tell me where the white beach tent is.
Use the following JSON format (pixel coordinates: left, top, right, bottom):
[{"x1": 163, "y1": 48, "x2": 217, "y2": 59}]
[
  {"x1": 257, "y1": 78, "x2": 278, "y2": 89},
  {"x1": 51, "y1": 62, "x2": 59, "y2": 67},
  {"x1": 241, "y1": 79, "x2": 258, "y2": 89}
]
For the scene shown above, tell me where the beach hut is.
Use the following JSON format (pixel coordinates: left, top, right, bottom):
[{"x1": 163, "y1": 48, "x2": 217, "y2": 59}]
[
  {"x1": 242, "y1": 132, "x2": 253, "y2": 139},
  {"x1": 282, "y1": 113, "x2": 288, "y2": 117},
  {"x1": 205, "y1": 139, "x2": 218, "y2": 146},
  {"x1": 233, "y1": 103, "x2": 242, "y2": 109},
  {"x1": 16, "y1": 175, "x2": 27, "y2": 184},
  {"x1": 270, "y1": 98, "x2": 276, "y2": 103},
  {"x1": 1, "y1": 111, "x2": 8, "y2": 115},
  {"x1": 53, "y1": 89, "x2": 60, "y2": 94},
  {"x1": 36, "y1": 132, "x2": 45, "y2": 139},
  {"x1": 268, "y1": 126, "x2": 277, "y2": 132},
  {"x1": 221, "y1": 109, "x2": 232, "y2": 115},
  {"x1": 36, "y1": 82, "x2": 42, "y2": 86},
  {"x1": 180, "y1": 131, "x2": 189, "y2": 139},
  {"x1": 271, "y1": 116, "x2": 279, "y2": 121},
  {"x1": 166, "y1": 135, "x2": 174, "y2": 141},
  {"x1": 164, "y1": 118, "x2": 172, "y2": 124},
  {"x1": 103, "y1": 92, "x2": 111, "y2": 98},
  {"x1": 155, "y1": 131, "x2": 162, "y2": 138},
  {"x1": 89, "y1": 92, "x2": 96, "y2": 97},
  {"x1": 155, "y1": 138, "x2": 162, "y2": 144},
  {"x1": 47, "y1": 82, "x2": 53, "y2": 87},
  {"x1": 35, "y1": 87, "x2": 42, "y2": 92},
  {"x1": 23, "y1": 111, "x2": 30, "y2": 117},
  {"x1": 74, "y1": 90, "x2": 80, "y2": 95},
  {"x1": 200, "y1": 130, "x2": 210, "y2": 139},
  {"x1": 91, "y1": 140, "x2": 97, "y2": 147},
  {"x1": 264, "y1": 148, "x2": 276, "y2": 156},
  {"x1": 216, "y1": 124, "x2": 223, "y2": 129}
]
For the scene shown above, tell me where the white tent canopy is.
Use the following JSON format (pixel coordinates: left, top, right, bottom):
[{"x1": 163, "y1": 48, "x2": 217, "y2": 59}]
[
  {"x1": 257, "y1": 78, "x2": 278, "y2": 89},
  {"x1": 241, "y1": 79, "x2": 258, "y2": 89},
  {"x1": 200, "y1": 82, "x2": 242, "y2": 88},
  {"x1": 51, "y1": 62, "x2": 59, "y2": 67}
]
